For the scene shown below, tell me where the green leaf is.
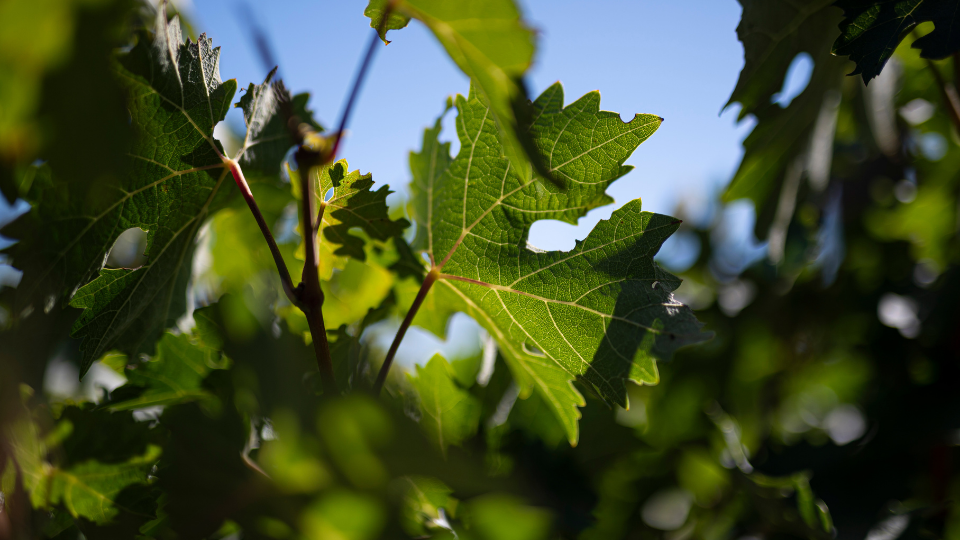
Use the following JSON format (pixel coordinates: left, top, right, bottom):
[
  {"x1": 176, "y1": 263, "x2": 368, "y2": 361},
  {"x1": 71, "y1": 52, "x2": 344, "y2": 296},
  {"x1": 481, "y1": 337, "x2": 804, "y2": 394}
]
[
  {"x1": 409, "y1": 354, "x2": 482, "y2": 453},
  {"x1": 364, "y1": 0, "x2": 549, "y2": 187},
  {"x1": 724, "y1": 0, "x2": 847, "y2": 239},
  {"x1": 464, "y1": 494, "x2": 552, "y2": 540},
  {"x1": 102, "y1": 325, "x2": 229, "y2": 411},
  {"x1": 364, "y1": 0, "x2": 412, "y2": 44},
  {"x1": 235, "y1": 69, "x2": 323, "y2": 180},
  {"x1": 291, "y1": 159, "x2": 409, "y2": 280},
  {"x1": 42, "y1": 446, "x2": 161, "y2": 525},
  {"x1": 301, "y1": 490, "x2": 386, "y2": 540},
  {"x1": 316, "y1": 160, "x2": 410, "y2": 264},
  {"x1": 408, "y1": 84, "x2": 710, "y2": 444},
  {"x1": 832, "y1": 0, "x2": 960, "y2": 82},
  {"x1": 1, "y1": 406, "x2": 159, "y2": 526},
  {"x1": 6, "y1": 12, "x2": 237, "y2": 376},
  {"x1": 396, "y1": 475, "x2": 458, "y2": 537}
]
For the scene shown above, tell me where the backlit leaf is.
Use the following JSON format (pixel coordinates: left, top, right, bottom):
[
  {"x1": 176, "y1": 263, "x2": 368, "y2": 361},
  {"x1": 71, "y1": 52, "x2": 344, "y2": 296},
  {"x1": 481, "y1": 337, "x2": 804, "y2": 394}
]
[{"x1": 407, "y1": 83, "x2": 710, "y2": 444}]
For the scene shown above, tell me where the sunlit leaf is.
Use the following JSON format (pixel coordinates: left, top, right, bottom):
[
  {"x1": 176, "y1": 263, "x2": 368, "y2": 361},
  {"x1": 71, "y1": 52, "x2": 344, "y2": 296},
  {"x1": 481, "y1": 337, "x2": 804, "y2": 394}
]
[
  {"x1": 291, "y1": 159, "x2": 409, "y2": 280},
  {"x1": 407, "y1": 83, "x2": 710, "y2": 444}
]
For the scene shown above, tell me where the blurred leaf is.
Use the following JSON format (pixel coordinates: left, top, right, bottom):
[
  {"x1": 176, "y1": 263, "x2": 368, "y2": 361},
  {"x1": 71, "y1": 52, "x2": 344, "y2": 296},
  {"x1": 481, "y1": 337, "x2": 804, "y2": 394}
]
[
  {"x1": 257, "y1": 410, "x2": 332, "y2": 494},
  {"x1": 318, "y1": 396, "x2": 392, "y2": 489},
  {"x1": 364, "y1": 0, "x2": 411, "y2": 44},
  {"x1": 677, "y1": 449, "x2": 729, "y2": 507},
  {"x1": 725, "y1": 0, "x2": 839, "y2": 117},
  {"x1": 409, "y1": 354, "x2": 482, "y2": 454},
  {"x1": 832, "y1": 0, "x2": 960, "y2": 82},
  {"x1": 407, "y1": 83, "x2": 708, "y2": 444},
  {"x1": 396, "y1": 475, "x2": 458, "y2": 537},
  {"x1": 1, "y1": 406, "x2": 159, "y2": 527},
  {"x1": 464, "y1": 494, "x2": 552, "y2": 540},
  {"x1": 102, "y1": 326, "x2": 229, "y2": 412},
  {"x1": 747, "y1": 472, "x2": 834, "y2": 538},
  {"x1": 0, "y1": 0, "x2": 131, "y2": 204},
  {"x1": 724, "y1": 0, "x2": 847, "y2": 239},
  {"x1": 158, "y1": 376, "x2": 263, "y2": 537},
  {"x1": 301, "y1": 490, "x2": 386, "y2": 540}
]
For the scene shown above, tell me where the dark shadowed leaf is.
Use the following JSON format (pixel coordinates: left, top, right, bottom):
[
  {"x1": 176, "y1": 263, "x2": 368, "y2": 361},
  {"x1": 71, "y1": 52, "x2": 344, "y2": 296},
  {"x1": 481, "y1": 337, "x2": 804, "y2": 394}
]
[{"x1": 832, "y1": 0, "x2": 960, "y2": 82}]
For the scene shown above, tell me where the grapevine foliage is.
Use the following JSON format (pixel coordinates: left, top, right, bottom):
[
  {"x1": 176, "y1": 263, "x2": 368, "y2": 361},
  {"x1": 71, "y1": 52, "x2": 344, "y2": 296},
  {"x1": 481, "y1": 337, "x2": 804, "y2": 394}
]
[
  {"x1": 406, "y1": 84, "x2": 710, "y2": 443},
  {"x1": 833, "y1": 0, "x2": 960, "y2": 82},
  {"x1": 7, "y1": 0, "x2": 954, "y2": 538}
]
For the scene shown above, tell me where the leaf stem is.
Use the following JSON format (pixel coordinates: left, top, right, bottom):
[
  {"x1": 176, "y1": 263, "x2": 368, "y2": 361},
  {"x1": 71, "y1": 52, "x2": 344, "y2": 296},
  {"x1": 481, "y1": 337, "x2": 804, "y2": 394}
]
[
  {"x1": 372, "y1": 267, "x2": 439, "y2": 395},
  {"x1": 225, "y1": 159, "x2": 299, "y2": 306},
  {"x1": 295, "y1": 149, "x2": 338, "y2": 395}
]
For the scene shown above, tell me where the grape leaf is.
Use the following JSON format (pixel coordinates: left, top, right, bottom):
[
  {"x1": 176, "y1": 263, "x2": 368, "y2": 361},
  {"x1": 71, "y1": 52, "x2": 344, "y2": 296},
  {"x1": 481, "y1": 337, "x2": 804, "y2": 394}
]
[
  {"x1": 464, "y1": 494, "x2": 552, "y2": 540},
  {"x1": 397, "y1": 476, "x2": 458, "y2": 538},
  {"x1": 291, "y1": 159, "x2": 409, "y2": 280},
  {"x1": 364, "y1": 0, "x2": 548, "y2": 186},
  {"x1": 103, "y1": 326, "x2": 228, "y2": 411},
  {"x1": 1, "y1": 407, "x2": 159, "y2": 526},
  {"x1": 0, "y1": 12, "x2": 238, "y2": 376},
  {"x1": 832, "y1": 0, "x2": 960, "y2": 82},
  {"x1": 235, "y1": 69, "x2": 323, "y2": 180},
  {"x1": 724, "y1": 0, "x2": 847, "y2": 240},
  {"x1": 409, "y1": 354, "x2": 482, "y2": 454},
  {"x1": 408, "y1": 83, "x2": 710, "y2": 444},
  {"x1": 316, "y1": 160, "x2": 410, "y2": 263},
  {"x1": 725, "y1": 0, "x2": 840, "y2": 118},
  {"x1": 364, "y1": 0, "x2": 411, "y2": 44}
]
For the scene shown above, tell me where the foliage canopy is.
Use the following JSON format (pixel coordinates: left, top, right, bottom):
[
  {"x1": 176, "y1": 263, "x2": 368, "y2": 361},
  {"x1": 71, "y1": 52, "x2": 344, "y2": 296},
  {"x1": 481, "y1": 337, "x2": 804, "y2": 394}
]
[{"x1": 1, "y1": 0, "x2": 958, "y2": 539}]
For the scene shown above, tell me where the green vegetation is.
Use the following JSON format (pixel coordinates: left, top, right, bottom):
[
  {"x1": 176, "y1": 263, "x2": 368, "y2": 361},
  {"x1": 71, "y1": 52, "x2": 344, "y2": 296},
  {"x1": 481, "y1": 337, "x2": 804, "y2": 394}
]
[{"x1": 1, "y1": 1, "x2": 958, "y2": 538}]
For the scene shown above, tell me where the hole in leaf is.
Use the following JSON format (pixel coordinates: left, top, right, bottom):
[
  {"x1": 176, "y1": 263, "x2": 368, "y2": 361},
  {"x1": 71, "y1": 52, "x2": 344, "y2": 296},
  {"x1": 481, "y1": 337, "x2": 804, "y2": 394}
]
[
  {"x1": 106, "y1": 228, "x2": 148, "y2": 269},
  {"x1": 772, "y1": 52, "x2": 813, "y2": 108},
  {"x1": 324, "y1": 188, "x2": 334, "y2": 202},
  {"x1": 522, "y1": 341, "x2": 545, "y2": 358}
]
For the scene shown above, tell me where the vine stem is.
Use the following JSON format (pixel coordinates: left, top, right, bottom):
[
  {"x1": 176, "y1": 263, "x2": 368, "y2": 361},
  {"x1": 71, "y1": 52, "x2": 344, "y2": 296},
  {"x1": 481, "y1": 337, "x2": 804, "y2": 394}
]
[
  {"x1": 296, "y1": 149, "x2": 338, "y2": 395},
  {"x1": 225, "y1": 158, "x2": 299, "y2": 306},
  {"x1": 372, "y1": 268, "x2": 439, "y2": 395}
]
